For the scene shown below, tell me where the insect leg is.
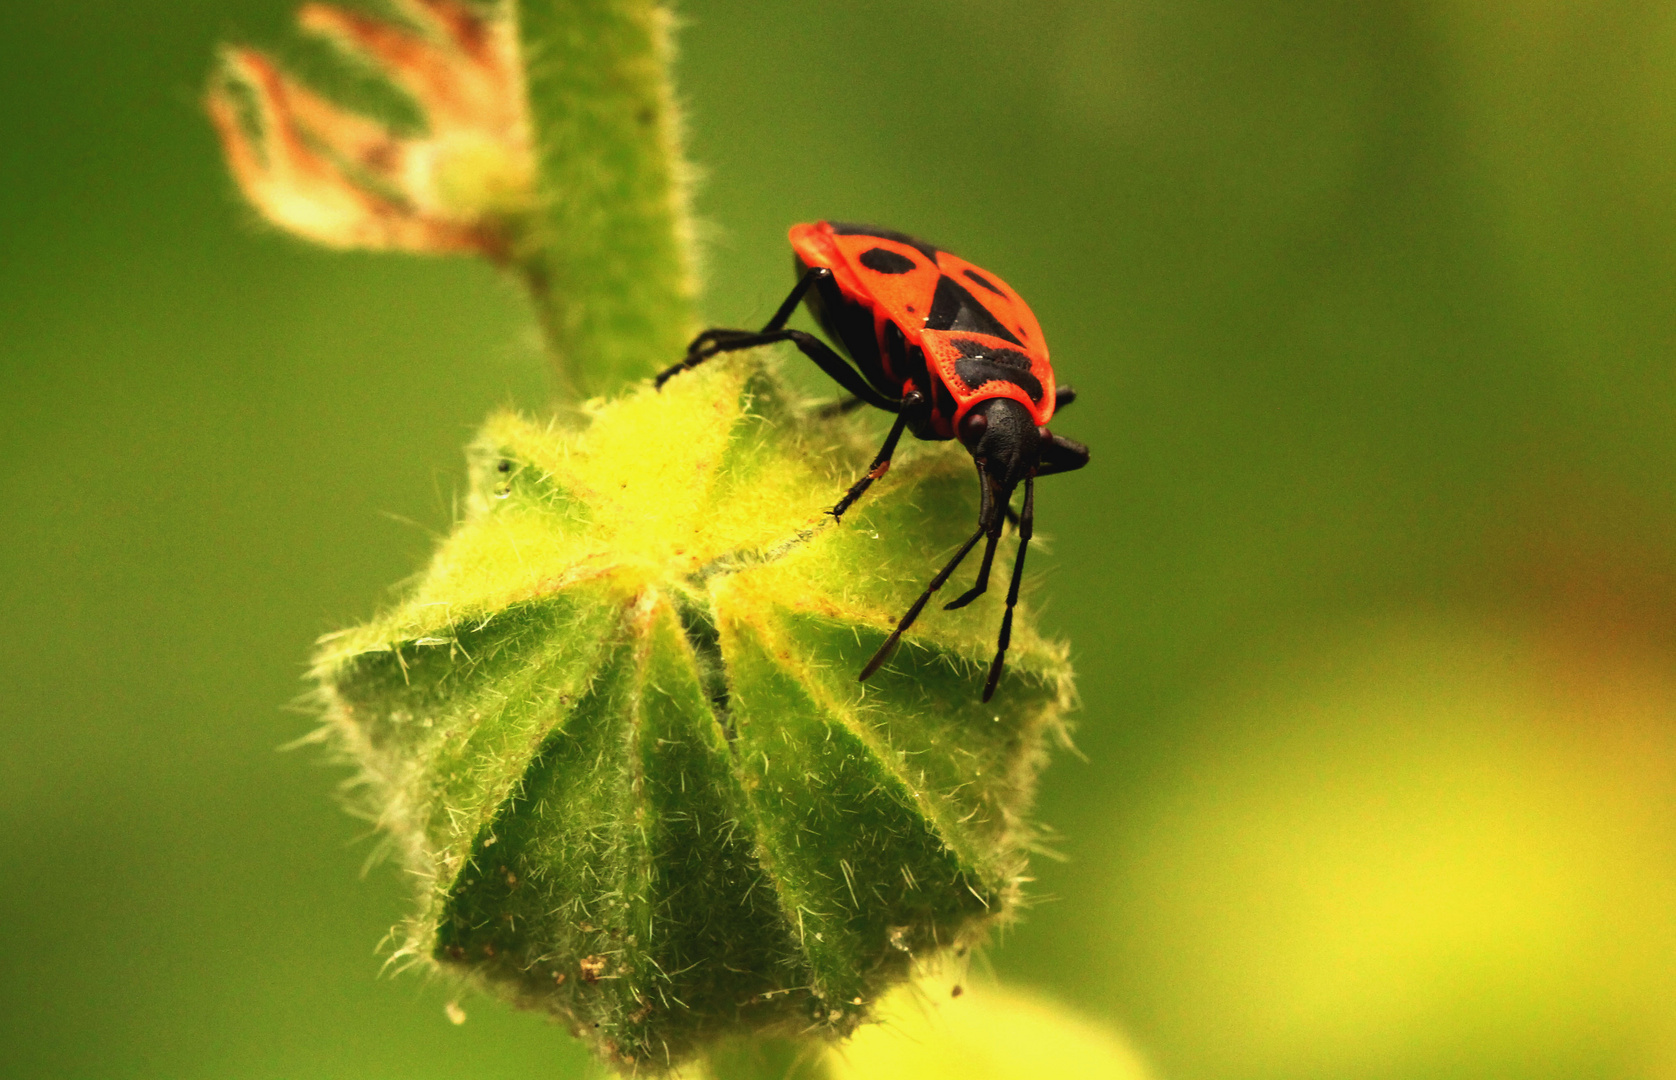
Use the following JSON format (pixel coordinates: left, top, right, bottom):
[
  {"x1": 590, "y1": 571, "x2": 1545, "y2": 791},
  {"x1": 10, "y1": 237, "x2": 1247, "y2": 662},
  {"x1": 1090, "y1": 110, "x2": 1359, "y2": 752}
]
[
  {"x1": 783, "y1": 331, "x2": 902, "y2": 410},
  {"x1": 944, "y1": 467, "x2": 1007, "y2": 610},
  {"x1": 656, "y1": 268, "x2": 838, "y2": 388},
  {"x1": 859, "y1": 519, "x2": 990, "y2": 683},
  {"x1": 655, "y1": 327, "x2": 898, "y2": 411},
  {"x1": 831, "y1": 391, "x2": 925, "y2": 521},
  {"x1": 1054, "y1": 383, "x2": 1077, "y2": 410},
  {"x1": 759, "y1": 266, "x2": 830, "y2": 333},
  {"x1": 943, "y1": 529, "x2": 1001, "y2": 610},
  {"x1": 816, "y1": 396, "x2": 871, "y2": 418},
  {"x1": 982, "y1": 475, "x2": 1034, "y2": 702}
]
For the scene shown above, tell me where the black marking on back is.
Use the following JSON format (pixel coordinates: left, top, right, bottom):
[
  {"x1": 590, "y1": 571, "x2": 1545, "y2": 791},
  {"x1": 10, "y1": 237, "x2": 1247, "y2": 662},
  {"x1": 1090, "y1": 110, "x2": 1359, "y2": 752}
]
[
  {"x1": 954, "y1": 358, "x2": 1044, "y2": 404},
  {"x1": 925, "y1": 276, "x2": 1024, "y2": 345},
  {"x1": 859, "y1": 247, "x2": 917, "y2": 275},
  {"x1": 963, "y1": 268, "x2": 1006, "y2": 296},
  {"x1": 951, "y1": 337, "x2": 1032, "y2": 371},
  {"x1": 830, "y1": 222, "x2": 942, "y2": 261}
]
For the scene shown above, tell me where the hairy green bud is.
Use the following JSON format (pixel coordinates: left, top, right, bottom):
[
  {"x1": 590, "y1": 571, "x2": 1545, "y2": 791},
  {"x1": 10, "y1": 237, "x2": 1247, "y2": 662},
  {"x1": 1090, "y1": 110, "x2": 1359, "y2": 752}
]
[{"x1": 314, "y1": 357, "x2": 1073, "y2": 1072}]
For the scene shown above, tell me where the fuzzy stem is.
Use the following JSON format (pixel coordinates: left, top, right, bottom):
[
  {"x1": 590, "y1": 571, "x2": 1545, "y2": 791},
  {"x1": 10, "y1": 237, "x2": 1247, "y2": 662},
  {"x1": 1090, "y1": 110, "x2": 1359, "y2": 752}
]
[{"x1": 512, "y1": 0, "x2": 699, "y2": 398}]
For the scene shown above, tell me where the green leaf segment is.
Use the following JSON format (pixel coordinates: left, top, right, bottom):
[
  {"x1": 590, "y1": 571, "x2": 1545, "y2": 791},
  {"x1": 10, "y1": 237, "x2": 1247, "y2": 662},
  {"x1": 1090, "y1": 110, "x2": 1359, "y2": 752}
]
[{"x1": 315, "y1": 362, "x2": 1072, "y2": 1071}]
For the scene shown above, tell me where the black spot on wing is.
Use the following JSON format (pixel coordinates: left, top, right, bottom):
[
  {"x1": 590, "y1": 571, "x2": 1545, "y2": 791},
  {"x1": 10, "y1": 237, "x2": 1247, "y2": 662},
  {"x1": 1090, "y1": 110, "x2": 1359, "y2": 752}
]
[
  {"x1": 859, "y1": 247, "x2": 917, "y2": 274},
  {"x1": 830, "y1": 222, "x2": 942, "y2": 261},
  {"x1": 954, "y1": 359, "x2": 1044, "y2": 404},
  {"x1": 963, "y1": 268, "x2": 1006, "y2": 296},
  {"x1": 951, "y1": 337, "x2": 1032, "y2": 370},
  {"x1": 951, "y1": 338, "x2": 1042, "y2": 402},
  {"x1": 925, "y1": 276, "x2": 1024, "y2": 345}
]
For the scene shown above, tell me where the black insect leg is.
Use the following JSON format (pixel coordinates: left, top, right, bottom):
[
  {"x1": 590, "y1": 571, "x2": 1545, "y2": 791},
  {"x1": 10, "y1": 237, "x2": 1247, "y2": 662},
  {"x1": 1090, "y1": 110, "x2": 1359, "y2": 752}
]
[
  {"x1": 944, "y1": 529, "x2": 1001, "y2": 610},
  {"x1": 662, "y1": 327, "x2": 900, "y2": 410},
  {"x1": 1054, "y1": 383, "x2": 1077, "y2": 410},
  {"x1": 948, "y1": 427, "x2": 1079, "y2": 611},
  {"x1": 816, "y1": 395, "x2": 871, "y2": 418},
  {"x1": 982, "y1": 475, "x2": 1035, "y2": 702},
  {"x1": 944, "y1": 469, "x2": 1006, "y2": 610},
  {"x1": 656, "y1": 270, "x2": 900, "y2": 412},
  {"x1": 657, "y1": 268, "x2": 825, "y2": 386},
  {"x1": 831, "y1": 391, "x2": 925, "y2": 521},
  {"x1": 858, "y1": 474, "x2": 995, "y2": 682}
]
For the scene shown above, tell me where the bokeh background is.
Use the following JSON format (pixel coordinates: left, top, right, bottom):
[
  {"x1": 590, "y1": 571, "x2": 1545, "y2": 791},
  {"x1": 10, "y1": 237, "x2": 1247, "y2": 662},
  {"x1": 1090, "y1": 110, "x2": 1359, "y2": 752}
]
[{"x1": 7, "y1": 1, "x2": 1676, "y2": 1078}]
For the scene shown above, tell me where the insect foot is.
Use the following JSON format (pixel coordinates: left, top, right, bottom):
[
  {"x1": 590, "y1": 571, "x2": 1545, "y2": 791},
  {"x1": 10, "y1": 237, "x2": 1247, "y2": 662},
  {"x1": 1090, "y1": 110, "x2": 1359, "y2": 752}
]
[{"x1": 312, "y1": 357, "x2": 1074, "y2": 1074}]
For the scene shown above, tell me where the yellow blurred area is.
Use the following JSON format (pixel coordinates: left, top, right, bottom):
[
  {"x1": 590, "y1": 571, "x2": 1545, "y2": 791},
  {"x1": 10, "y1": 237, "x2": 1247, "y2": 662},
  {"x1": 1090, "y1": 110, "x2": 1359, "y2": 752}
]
[
  {"x1": 1104, "y1": 614, "x2": 1676, "y2": 1077},
  {"x1": 830, "y1": 978, "x2": 1153, "y2": 1080}
]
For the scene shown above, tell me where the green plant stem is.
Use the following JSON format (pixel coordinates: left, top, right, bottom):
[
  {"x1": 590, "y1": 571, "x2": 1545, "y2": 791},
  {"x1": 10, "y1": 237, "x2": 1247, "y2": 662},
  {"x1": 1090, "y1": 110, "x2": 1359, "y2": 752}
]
[{"x1": 514, "y1": 0, "x2": 699, "y2": 399}]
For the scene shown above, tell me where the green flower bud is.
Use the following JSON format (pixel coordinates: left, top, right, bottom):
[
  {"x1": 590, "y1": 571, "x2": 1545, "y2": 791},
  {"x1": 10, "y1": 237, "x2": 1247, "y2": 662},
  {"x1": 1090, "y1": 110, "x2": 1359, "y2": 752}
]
[{"x1": 314, "y1": 358, "x2": 1073, "y2": 1072}]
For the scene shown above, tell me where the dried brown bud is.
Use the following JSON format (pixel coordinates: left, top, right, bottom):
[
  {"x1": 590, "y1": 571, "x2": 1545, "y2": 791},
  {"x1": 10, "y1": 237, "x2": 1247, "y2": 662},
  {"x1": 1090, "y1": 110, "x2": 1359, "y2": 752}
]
[{"x1": 207, "y1": 0, "x2": 532, "y2": 258}]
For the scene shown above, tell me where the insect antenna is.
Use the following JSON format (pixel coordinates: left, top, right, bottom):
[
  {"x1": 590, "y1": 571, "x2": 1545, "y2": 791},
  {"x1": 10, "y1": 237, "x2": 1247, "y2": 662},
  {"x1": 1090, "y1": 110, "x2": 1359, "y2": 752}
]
[{"x1": 982, "y1": 475, "x2": 1034, "y2": 702}]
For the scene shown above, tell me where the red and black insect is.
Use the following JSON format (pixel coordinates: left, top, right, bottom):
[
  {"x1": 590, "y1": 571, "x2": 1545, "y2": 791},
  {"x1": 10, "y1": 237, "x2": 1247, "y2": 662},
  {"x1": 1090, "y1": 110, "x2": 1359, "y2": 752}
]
[{"x1": 657, "y1": 221, "x2": 1089, "y2": 700}]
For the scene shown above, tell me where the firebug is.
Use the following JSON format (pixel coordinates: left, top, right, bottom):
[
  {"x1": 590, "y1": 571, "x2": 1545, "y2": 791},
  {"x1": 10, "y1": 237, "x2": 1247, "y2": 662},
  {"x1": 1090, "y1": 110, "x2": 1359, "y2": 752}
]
[{"x1": 658, "y1": 221, "x2": 1089, "y2": 700}]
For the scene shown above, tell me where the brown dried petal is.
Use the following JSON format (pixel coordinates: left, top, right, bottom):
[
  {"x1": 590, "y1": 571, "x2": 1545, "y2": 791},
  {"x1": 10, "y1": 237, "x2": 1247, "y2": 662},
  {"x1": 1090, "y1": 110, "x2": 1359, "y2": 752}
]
[
  {"x1": 209, "y1": 48, "x2": 495, "y2": 254},
  {"x1": 298, "y1": 1, "x2": 523, "y2": 136}
]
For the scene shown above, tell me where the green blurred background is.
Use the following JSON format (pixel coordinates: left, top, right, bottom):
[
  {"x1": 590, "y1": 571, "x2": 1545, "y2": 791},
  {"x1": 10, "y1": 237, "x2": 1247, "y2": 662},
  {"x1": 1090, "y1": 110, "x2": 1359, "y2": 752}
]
[{"x1": 7, "y1": 1, "x2": 1676, "y2": 1077}]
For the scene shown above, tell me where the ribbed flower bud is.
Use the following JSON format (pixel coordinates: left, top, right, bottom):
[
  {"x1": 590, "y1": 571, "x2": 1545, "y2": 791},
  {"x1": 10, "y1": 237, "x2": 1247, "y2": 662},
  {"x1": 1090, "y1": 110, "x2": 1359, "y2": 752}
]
[{"x1": 313, "y1": 359, "x2": 1073, "y2": 1072}]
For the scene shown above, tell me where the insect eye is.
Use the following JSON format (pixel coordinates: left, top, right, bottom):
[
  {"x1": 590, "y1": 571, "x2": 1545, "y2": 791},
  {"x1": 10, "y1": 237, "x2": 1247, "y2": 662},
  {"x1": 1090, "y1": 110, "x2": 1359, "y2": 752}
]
[{"x1": 957, "y1": 410, "x2": 988, "y2": 448}]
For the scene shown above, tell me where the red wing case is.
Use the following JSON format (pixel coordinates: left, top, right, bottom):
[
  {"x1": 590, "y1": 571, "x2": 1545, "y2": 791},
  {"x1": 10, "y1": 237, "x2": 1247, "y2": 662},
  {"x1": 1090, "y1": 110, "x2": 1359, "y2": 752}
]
[{"x1": 789, "y1": 221, "x2": 1055, "y2": 427}]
